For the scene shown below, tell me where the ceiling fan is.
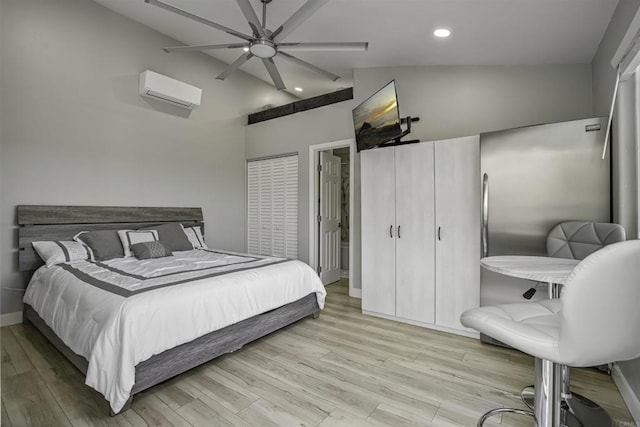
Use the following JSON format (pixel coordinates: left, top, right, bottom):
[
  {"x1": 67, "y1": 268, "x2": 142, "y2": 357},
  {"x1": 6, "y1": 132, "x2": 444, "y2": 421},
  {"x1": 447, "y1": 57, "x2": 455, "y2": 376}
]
[{"x1": 145, "y1": 0, "x2": 369, "y2": 90}]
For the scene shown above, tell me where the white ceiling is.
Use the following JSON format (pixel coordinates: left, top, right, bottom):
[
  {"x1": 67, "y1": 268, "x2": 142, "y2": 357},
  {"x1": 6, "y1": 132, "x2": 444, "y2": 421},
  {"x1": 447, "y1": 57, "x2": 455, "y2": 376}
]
[{"x1": 92, "y1": 0, "x2": 619, "y2": 99}]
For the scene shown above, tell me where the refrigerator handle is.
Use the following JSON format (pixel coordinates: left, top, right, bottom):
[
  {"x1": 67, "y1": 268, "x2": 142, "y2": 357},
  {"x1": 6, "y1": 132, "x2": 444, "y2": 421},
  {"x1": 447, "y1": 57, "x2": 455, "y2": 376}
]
[{"x1": 482, "y1": 173, "x2": 489, "y2": 258}]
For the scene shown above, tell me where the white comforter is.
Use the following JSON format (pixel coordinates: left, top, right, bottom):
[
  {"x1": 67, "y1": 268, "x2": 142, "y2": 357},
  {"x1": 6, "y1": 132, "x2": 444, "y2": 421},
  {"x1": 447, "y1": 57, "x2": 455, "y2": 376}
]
[{"x1": 23, "y1": 250, "x2": 325, "y2": 413}]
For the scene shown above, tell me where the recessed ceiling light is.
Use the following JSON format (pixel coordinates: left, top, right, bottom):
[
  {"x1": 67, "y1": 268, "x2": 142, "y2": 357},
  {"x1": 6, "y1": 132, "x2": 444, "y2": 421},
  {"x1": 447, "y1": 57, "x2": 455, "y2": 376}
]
[
  {"x1": 434, "y1": 28, "x2": 451, "y2": 38},
  {"x1": 294, "y1": 87, "x2": 303, "y2": 92}
]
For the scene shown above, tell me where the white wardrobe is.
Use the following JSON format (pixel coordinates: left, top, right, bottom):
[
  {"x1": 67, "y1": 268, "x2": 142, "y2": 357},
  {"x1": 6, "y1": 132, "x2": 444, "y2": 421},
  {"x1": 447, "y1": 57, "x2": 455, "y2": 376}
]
[{"x1": 360, "y1": 136, "x2": 480, "y2": 336}]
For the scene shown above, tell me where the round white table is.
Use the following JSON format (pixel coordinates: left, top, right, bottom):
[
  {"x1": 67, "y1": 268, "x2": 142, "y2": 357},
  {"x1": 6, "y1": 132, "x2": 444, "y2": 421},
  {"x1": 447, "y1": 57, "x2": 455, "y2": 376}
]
[
  {"x1": 480, "y1": 255, "x2": 612, "y2": 427},
  {"x1": 481, "y1": 255, "x2": 579, "y2": 298}
]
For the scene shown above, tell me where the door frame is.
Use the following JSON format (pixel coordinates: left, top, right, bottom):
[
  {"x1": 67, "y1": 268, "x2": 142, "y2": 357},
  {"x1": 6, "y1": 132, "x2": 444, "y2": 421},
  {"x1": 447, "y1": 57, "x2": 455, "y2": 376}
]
[{"x1": 308, "y1": 138, "x2": 357, "y2": 297}]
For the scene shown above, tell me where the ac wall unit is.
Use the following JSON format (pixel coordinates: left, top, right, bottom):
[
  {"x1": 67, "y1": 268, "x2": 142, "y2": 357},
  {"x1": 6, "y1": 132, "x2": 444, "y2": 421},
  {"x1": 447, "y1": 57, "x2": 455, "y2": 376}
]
[{"x1": 139, "y1": 70, "x2": 202, "y2": 110}]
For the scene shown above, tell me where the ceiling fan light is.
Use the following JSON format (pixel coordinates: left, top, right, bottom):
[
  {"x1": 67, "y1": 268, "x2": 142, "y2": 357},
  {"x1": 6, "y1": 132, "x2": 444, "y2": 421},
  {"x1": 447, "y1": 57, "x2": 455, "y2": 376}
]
[
  {"x1": 243, "y1": 47, "x2": 249, "y2": 52},
  {"x1": 249, "y1": 39, "x2": 277, "y2": 58}
]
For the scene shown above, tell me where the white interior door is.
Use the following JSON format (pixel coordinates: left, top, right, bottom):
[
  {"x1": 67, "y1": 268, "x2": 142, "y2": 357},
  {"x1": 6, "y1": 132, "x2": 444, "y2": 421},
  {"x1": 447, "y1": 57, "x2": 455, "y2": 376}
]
[{"x1": 319, "y1": 151, "x2": 341, "y2": 285}]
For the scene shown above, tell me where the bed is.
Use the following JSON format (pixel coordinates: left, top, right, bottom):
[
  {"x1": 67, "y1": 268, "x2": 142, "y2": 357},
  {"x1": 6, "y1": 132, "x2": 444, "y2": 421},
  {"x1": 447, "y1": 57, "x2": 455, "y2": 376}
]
[{"x1": 17, "y1": 205, "x2": 325, "y2": 415}]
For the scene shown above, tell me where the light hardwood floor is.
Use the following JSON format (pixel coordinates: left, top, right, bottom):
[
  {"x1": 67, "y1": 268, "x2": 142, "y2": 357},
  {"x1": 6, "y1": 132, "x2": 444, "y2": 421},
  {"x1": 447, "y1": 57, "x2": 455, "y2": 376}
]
[{"x1": 1, "y1": 279, "x2": 635, "y2": 426}]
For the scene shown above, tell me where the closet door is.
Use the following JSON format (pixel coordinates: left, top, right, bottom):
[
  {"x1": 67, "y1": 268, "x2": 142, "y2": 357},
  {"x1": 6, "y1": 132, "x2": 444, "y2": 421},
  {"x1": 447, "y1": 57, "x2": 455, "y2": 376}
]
[
  {"x1": 247, "y1": 161, "x2": 262, "y2": 255},
  {"x1": 361, "y1": 147, "x2": 396, "y2": 315},
  {"x1": 247, "y1": 155, "x2": 298, "y2": 258},
  {"x1": 434, "y1": 136, "x2": 480, "y2": 330},
  {"x1": 282, "y1": 155, "x2": 298, "y2": 259},
  {"x1": 395, "y1": 142, "x2": 436, "y2": 324}
]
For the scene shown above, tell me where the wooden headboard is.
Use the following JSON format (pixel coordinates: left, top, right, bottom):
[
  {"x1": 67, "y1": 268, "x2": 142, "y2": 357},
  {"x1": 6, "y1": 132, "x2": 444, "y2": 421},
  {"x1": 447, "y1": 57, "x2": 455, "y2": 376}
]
[{"x1": 18, "y1": 205, "x2": 203, "y2": 272}]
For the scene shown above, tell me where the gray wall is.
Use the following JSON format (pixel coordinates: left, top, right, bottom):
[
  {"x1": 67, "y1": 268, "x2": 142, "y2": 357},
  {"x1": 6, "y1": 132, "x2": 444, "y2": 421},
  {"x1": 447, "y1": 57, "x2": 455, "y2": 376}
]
[
  {"x1": 354, "y1": 65, "x2": 593, "y2": 141},
  {"x1": 244, "y1": 100, "x2": 358, "y2": 284},
  {"x1": 0, "y1": 0, "x2": 295, "y2": 315},
  {"x1": 591, "y1": 0, "x2": 640, "y2": 413},
  {"x1": 245, "y1": 64, "x2": 595, "y2": 291}
]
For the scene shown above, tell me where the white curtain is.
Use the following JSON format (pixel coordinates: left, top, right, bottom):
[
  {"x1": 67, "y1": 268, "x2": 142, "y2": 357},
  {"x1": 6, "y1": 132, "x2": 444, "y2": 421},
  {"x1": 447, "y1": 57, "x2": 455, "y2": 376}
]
[
  {"x1": 636, "y1": 71, "x2": 640, "y2": 236},
  {"x1": 611, "y1": 21, "x2": 640, "y2": 238},
  {"x1": 612, "y1": 73, "x2": 638, "y2": 238}
]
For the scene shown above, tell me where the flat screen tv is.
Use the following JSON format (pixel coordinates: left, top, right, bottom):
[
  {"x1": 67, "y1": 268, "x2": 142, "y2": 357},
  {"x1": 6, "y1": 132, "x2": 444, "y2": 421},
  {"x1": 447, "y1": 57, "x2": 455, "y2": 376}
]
[{"x1": 352, "y1": 80, "x2": 402, "y2": 152}]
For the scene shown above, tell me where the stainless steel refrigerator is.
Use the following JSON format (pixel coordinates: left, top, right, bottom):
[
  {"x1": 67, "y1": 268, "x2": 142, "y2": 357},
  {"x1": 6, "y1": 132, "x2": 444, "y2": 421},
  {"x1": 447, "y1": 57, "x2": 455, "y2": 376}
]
[{"x1": 480, "y1": 117, "x2": 610, "y2": 343}]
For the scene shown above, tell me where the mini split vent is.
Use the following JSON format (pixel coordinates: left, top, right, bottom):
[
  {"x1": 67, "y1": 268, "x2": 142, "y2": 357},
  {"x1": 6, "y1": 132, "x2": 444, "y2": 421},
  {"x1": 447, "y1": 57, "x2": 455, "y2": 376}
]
[{"x1": 138, "y1": 70, "x2": 202, "y2": 110}]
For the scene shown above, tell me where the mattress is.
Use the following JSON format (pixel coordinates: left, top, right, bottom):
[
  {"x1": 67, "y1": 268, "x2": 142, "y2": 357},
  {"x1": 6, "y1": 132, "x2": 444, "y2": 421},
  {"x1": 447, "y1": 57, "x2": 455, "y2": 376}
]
[{"x1": 23, "y1": 249, "x2": 326, "y2": 413}]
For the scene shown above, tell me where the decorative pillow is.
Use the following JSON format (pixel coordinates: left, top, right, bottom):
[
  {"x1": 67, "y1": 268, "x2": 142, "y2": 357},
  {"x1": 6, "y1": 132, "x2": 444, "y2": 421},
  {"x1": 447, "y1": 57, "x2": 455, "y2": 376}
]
[
  {"x1": 140, "y1": 223, "x2": 192, "y2": 252},
  {"x1": 182, "y1": 225, "x2": 208, "y2": 249},
  {"x1": 32, "y1": 241, "x2": 93, "y2": 267},
  {"x1": 74, "y1": 230, "x2": 124, "y2": 261},
  {"x1": 117, "y1": 229, "x2": 159, "y2": 257},
  {"x1": 130, "y1": 240, "x2": 173, "y2": 260}
]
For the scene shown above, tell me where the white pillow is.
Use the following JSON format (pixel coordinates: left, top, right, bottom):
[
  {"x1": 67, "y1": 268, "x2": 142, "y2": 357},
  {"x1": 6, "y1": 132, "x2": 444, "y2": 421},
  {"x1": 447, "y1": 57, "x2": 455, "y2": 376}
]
[
  {"x1": 32, "y1": 241, "x2": 93, "y2": 267},
  {"x1": 181, "y1": 225, "x2": 208, "y2": 249},
  {"x1": 117, "y1": 229, "x2": 159, "y2": 257}
]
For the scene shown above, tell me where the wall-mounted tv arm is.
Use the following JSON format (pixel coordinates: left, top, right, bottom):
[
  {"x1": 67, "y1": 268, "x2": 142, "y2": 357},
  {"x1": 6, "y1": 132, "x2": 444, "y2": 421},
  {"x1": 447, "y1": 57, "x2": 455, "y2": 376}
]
[{"x1": 386, "y1": 116, "x2": 420, "y2": 146}]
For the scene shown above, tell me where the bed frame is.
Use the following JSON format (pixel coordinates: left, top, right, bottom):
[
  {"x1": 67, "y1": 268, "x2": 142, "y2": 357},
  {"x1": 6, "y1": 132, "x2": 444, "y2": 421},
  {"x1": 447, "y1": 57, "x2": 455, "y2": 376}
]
[{"x1": 17, "y1": 205, "x2": 320, "y2": 414}]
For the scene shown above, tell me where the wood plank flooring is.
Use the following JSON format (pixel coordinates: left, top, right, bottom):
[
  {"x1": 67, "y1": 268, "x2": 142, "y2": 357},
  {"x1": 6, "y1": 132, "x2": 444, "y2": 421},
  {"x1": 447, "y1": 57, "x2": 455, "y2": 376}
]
[{"x1": 1, "y1": 279, "x2": 635, "y2": 426}]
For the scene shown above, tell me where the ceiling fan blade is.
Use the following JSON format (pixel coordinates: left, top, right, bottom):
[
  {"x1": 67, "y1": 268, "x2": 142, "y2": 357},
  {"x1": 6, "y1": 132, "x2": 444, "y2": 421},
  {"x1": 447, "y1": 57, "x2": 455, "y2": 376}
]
[
  {"x1": 163, "y1": 43, "x2": 248, "y2": 53},
  {"x1": 216, "y1": 51, "x2": 254, "y2": 80},
  {"x1": 262, "y1": 58, "x2": 286, "y2": 90},
  {"x1": 145, "y1": 0, "x2": 252, "y2": 41},
  {"x1": 235, "y1": 0, "x2": 266, "y2": 38},
  {"x1": 278, "y1": 42, "x2": 369, "y2": 52},
  {"x1": 271, "y1": 0, "x2": 329, "y2": 42},
  {"x1": 278, "y1": 52, "x2": 340, "y2": 81}
]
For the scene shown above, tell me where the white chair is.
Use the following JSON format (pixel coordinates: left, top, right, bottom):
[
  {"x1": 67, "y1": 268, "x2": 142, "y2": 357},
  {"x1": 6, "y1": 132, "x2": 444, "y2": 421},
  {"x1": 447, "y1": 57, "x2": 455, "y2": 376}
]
[
  {"x1": 546, "y1": 221, "x2": 626, "y2": 260},
  {"x1": 522, "y1": 221, "x2": 626, "y2": 300},
  {"x1": 481, "y1": 222, "x2": 626, "y2": 314},
  {"x1": 462, "y1": 240, "x2": 640, "y2": 427}
]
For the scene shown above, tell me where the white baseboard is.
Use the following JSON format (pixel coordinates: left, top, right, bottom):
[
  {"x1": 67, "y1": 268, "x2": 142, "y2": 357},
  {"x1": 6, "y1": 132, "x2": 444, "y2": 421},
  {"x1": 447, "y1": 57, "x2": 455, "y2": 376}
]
[
  {"x1": 612, "y1": 363, "x2": 640, "y2": 425},
  {"x1": 1, "y1": 311, "x2": 23, "y2": 327},
  {"x1": 349, "y1": 288, "x2": 361, "y2": 298},
  {"x1": 362, "y1": 310, "x2": 480, "y2": 339}
]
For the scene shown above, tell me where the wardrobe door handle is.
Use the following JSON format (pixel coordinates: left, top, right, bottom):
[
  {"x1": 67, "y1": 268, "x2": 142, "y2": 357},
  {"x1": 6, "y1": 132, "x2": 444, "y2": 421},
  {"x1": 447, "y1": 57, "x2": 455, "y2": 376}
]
[
  {"x1": 438, "y1": 226, "x2": 441, "y2": 241},
  {"x1": 397, "y1": 225, "x2": 401, "y2": 238},
  {"x1": 390, "y1": 225, "x2": 393, "y2": 238}
]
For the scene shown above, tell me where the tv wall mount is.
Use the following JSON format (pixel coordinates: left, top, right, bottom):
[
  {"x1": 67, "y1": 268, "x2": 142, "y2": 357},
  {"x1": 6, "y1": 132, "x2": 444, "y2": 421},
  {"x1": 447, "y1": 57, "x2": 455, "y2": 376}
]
[{"x1": 386, "y1": 116, "x2": 420, "y2": 147}]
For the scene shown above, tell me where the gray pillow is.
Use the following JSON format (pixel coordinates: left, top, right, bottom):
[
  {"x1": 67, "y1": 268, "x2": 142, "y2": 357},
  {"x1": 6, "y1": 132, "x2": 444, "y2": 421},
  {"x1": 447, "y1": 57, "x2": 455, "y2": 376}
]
[
  {"x1": 130, "y1": 240, "x2": 173, "y2": 260},
  {"x1": 141, "y1": 223, "x2": 192, "y2": 252},
  {"x1": 74, "y1": 230, "x2": 124, "y2": 261}
]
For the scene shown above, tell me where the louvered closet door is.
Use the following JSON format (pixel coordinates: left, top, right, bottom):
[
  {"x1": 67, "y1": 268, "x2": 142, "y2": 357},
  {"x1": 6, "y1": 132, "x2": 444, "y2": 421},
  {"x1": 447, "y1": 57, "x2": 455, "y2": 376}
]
[
  {"x1": 283, "y1": 155, "x2": 298, "y2": 258},
  {"x1": 247, "y1": 155, "x2": 298, "y2": 258},
  {"x1": 247, "y1": 162, "x2": 261, "y2": 255}
]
